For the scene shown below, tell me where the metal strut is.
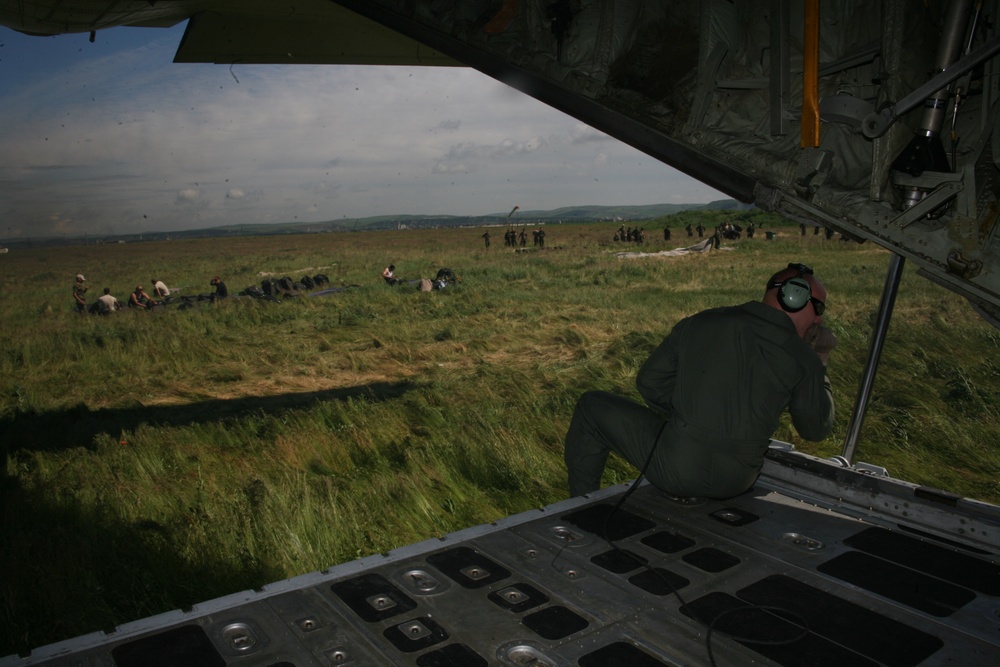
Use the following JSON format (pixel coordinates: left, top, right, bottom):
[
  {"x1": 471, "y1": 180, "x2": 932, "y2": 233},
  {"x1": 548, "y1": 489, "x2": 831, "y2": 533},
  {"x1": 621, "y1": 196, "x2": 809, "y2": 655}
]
[
  {"x1": 843, "y1": 1, "x2": 977, "y2": 462},
  {"x1": 841, "y1": 253, "x2": 905, "y2": 463}
]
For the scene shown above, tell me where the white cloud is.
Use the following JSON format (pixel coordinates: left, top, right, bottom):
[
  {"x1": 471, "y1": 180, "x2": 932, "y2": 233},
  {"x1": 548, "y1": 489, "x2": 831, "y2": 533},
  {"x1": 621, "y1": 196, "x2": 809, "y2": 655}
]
[
  {"x1": 176, "y1": 188, "x2": 201, "y2": 203},
  {"x1": 570, "y1": 124, "x2": 612, "y2": 144}
]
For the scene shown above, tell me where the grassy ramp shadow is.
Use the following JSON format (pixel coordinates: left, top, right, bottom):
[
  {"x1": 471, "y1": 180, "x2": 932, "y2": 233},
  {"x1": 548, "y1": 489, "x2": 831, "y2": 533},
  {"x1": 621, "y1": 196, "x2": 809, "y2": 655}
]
[{"x1": 0, "y1": 380, "x2": 418, "y2": 454}]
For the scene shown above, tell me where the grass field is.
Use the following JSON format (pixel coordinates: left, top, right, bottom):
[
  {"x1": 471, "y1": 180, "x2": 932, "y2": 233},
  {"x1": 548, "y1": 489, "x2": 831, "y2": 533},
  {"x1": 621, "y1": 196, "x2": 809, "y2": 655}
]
[{"x1": 2, "y1": 211, "x2": 998, "y2": 656}]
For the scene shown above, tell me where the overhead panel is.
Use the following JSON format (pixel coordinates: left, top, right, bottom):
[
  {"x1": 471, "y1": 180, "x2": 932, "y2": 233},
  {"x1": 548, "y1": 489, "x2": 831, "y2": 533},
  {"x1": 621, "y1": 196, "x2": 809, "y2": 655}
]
[{"x1": 173, "y1": 5, "x2": 459, "y2": 66}]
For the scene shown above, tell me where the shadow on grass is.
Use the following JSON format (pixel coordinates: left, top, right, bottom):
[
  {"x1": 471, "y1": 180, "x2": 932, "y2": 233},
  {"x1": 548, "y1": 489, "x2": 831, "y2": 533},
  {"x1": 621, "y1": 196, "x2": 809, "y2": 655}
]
[
  {"x1": 0, "y1": 471, "x2": 285, "y2": 658},
  {"x1": 0, "y1": 380, "x2": 418, "y2": 454},
  {"x1": 0, "y1": 379, "x2": 418, "y2": 656}
]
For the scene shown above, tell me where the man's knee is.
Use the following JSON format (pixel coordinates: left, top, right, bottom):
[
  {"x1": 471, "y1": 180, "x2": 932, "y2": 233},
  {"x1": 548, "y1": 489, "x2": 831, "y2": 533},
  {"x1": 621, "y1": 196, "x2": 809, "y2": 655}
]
[{"x1": 575, "y1": 389, "x2": 617, "y2": 413}]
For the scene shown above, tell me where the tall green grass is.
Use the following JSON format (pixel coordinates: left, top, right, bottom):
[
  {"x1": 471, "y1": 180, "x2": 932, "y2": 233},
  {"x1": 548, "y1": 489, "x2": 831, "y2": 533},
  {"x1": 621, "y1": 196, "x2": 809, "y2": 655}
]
[{"x1": 1, "y1": 213, "x2": 998, "y2": 655}]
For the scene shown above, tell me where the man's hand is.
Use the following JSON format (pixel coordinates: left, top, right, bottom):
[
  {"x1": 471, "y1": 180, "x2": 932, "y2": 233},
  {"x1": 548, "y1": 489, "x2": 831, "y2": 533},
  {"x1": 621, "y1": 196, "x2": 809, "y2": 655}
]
[{"x1": 804, "y1": 324, "x2": 838, "y2": 366}]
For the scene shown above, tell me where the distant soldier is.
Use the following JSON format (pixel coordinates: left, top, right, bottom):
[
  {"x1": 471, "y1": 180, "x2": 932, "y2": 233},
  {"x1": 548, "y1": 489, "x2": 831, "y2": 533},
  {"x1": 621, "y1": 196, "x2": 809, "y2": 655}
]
[
  {"x1": 210, "y1": 276, "x2": 228, "y2": 298},
  {"x1": 519, "y1": 228, "x2": 527, "y2": 247},
  {"x1": 747, "y1": 222, "x2": 755, "y2": 238},
  {"x1": 663, "y1": 226, "x2": 671, "y2": 241},
  {"x1": 482, "y1": 231, "x2": 491, "y2": 248},
  {"x1": 538, "y1": 228, "x2": 546, "y2": 248},
  {"x1": 696, "y1": 223, "x2": 705, "y2": 237},
  {"x1": 686, "y1": 223, "x2": 694, "y2": 237},
  {"x1": 825, "y1": 226, "x2": 835, "y2": 240},
  {"x1": 73, "y1": 274, "x2": 88, "y2": 313}
]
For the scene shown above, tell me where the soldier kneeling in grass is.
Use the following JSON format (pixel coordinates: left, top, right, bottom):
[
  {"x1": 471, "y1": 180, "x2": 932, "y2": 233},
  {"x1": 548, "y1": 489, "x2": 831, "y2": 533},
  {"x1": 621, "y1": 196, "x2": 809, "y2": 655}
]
[{"x1": 129, "y1": 285, "x2": 157, "y2": 309}]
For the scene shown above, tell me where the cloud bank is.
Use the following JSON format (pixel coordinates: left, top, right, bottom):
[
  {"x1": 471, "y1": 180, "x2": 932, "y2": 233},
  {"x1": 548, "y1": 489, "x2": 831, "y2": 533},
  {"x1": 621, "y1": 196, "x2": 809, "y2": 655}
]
[{"x1": 0, "y1": 25, "x2": 723, "y2": 238}]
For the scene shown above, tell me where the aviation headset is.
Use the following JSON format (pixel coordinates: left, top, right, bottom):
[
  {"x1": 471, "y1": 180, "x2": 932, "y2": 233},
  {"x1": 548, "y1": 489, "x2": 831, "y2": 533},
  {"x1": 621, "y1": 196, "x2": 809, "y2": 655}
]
[{"x1": 768, "y1": 262, "x2": 821, "y2": 314}]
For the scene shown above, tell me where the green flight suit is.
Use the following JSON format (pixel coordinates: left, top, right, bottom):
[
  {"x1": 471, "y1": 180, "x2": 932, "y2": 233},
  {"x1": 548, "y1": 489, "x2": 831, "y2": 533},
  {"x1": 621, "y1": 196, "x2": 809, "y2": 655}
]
[{"x1": 565, "y1": 301, "x2": 834, "y2": 498}]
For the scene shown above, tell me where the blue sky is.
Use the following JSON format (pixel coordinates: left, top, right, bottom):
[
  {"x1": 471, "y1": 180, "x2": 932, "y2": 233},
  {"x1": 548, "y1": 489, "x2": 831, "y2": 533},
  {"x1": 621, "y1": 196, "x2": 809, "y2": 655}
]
[{"x1": 0, "y1": 22, "x2": 724, "y2": 239}]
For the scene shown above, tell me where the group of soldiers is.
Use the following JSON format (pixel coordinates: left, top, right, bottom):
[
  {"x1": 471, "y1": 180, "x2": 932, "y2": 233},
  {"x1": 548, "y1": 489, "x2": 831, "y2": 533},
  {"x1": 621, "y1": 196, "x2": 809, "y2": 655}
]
[
  {"x1": 800, "y1": 222, "x2": 840, "y2": 239},
  {"x1": 684, "y1": 223, "x2": 706, "y2": 237},
  {"x1": 73, "y1": 273, "x2": 227, "y2": 314},
  {"x1": 611, "y1": 220, "x2": 758, "y2": 245},
  {"x1": 482, "y1": 227, "x2": 546, "y2": 248},
  {"x1": 614, "y1": 225, "x2": 646, "y2": 243}
]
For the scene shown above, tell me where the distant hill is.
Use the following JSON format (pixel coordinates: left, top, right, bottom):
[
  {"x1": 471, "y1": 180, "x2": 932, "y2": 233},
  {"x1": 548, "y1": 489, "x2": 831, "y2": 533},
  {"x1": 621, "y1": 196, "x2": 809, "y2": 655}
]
[
  {"x1": 486, "y1": 200, "x2": 751, "y2": 221},
  {"x1": 1, "y1": 200, "x2": 755, "y2": 248},
  {"x1": 170, "y1": 200, "x2": 749, "y2": 238}
]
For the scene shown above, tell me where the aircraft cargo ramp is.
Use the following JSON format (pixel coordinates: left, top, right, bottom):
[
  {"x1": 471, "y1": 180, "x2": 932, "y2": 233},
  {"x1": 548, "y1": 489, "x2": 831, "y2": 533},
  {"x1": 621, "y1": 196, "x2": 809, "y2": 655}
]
[{"x1": 3, "y1": 445, "x2": 999, "y2": 667}]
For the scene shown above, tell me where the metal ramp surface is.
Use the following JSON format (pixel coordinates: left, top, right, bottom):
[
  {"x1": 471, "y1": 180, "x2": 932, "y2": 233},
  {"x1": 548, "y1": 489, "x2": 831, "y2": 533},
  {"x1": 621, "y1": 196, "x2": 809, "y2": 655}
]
[{"x1": 4, "y1": 446, "x2": 1000, "y2": 667}]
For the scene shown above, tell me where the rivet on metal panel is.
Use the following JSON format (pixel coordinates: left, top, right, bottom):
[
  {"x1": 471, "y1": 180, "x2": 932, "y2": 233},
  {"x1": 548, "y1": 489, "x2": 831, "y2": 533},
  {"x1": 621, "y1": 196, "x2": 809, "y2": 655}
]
[
  {"x1": 398, "y1": 620, "x2": 431, "y2": 639},
  {"x1": 499, "y1": 587, "x2": 529, "y2": 604},
  {"x1": 221, "y1": 623, "x2": 257, "y2": 651},
  {"x1": 506, "y1": 644, "x2": 555, "y2": 666},
  {"x1": 324, "y1": 646, "x2": 352, "y2": 664},
  {"x1": 366, "y1": 594, "x2": 397, "y2": 611},
  {"x1": 461, "y1": 565, "x2": 491, "y2": 580},
  {"x1": 551, "y1": 526, "x2": 578, "y2": 542},
  {"x1": 714, "y1": 510, "x2": 741, "y2": 523},
  {"x1": 295, "y1": 616, "x2": 320, "y2": 632},
  {"x1": 782, "y1": 532, "x2": 824, "y2": 551},
  {"x1": 404, "y1": 569, "x2": 440, "y2": 592}
]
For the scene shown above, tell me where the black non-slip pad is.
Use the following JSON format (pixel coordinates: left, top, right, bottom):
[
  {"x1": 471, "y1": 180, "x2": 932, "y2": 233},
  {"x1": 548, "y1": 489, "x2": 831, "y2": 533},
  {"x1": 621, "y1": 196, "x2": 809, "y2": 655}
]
[
  {"x1": 330, "y1": 573, "x2": 417, "y2": 622},
  {"x1": 488, "y1": 582, "x2": 550, "y2": 613},
  {"x1": 591, "y1": 547, "x2": 648, "y2": 573},
  {"x1": 628, "y1": 566, "x2": 689, "y2": 596},
  {"x1": 562, "y1": 503, "x2": 656, "y2": 540},
  {"x1": 681, "y1": 591, "x2": 879, "y2": 667},
  {"x1": 817, "y1": 550, "x2": 975, "y2": 617},
  {"x1": 416, "y1": 643, "x2": 488, "y2": 667},
  {"x1": 682, "y1": 547, "x2": 740, "y2": 573},
  {"x1": 578, "y1": 641, "x2": 671, "y2": 666},
  {"x1": 425, "y1": 546, "x2": 511, "y2": 589},
  {"x1": 111, "y1": 625, "x2": 225, "y2": 667},
  {"x1": 844, "y1": 526, "x2": 1000, "y2": 595},
  {"x1": 641, "y1": 530, "x2": 696, "y2": 554},
  {"x1": 737, "y1": 574, "x2": 943, "y2": 667},
  {"x1": 383, "y1": 616, "x2": 449, "y2": 653},
  {"x1": 522, "y1": 605, "x2": 589, "y2": 640}
]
